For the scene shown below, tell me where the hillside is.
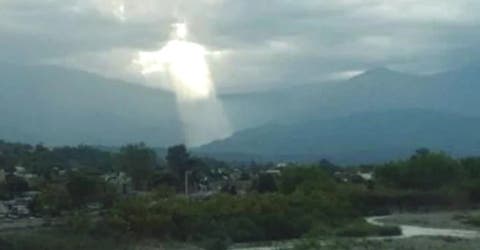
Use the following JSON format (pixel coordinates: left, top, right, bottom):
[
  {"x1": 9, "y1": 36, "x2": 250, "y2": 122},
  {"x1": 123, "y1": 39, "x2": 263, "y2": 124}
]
[
  {"x1": 0, "y1": 64, "x2": 183, "y2": 146},
  {"x1": 199, "y1": 110, "x2": 480, "y2": 164},
  {"x1": 2, "y1": 63, "x2": 480, "y2": 157},
  {"x1": 223, "y1": 65, "x2": 480, "y2": 126}
]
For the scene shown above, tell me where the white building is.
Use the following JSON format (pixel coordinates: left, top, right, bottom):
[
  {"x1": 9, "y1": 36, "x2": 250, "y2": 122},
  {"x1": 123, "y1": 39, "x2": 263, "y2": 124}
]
[{"x1": 103, "y1": 172, "x2": 133, "y2": 195}]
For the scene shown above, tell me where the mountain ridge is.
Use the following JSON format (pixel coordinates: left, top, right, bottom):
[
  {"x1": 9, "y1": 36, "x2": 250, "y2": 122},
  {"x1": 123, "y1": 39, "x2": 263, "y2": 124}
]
[
  {"x1": 199, "y1": 109, "x2": 480, "y2": 164},
  {"x1": 2, "y1": 62, "x2": 480, "y2": 164}
]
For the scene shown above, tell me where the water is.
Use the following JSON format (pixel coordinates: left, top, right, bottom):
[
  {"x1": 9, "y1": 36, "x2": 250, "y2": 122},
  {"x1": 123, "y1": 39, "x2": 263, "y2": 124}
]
[{"x1": 366, "y1": 216, "x2": 480, "y2": 239}]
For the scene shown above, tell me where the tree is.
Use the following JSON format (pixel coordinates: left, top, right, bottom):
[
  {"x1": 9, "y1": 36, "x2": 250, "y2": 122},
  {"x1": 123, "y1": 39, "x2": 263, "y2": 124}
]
[
  {"x1": 117, "y1": 143, "x2": 156, "y2": 190},
  {"x1": 255, "y1": 173, "x2": 278, "y2": 193},
  {"x1": 413, "y1": 148, "x2": 431, "y2": 159},
  {"x1": 166, "y1": 144, "x2": 192, "y2": 181},
  {"x1": 318, "y1": 159, "x2": 339, "y2": 175},
  {"x1": 5, "y1": 175, "x2": 29, "y2": 195},
  {"x1": 461, "y1": 157, "x2": 480, "y2": 179},
  {"x1": 166, "y1": 145, "x2": 194, "y2": 191},
  {"x1": 66, "y1": 171, "x2": 103, "y2": 207},
  {"x1": 149, "y1": 170, "x2": 179, "y2": 189},
  {"x1": 51, "y1": 145, "x2": 113, "y2": 172},
  {"x1": 33, "y1": 184, "x2": 72, "y2": 215},
  {"x1": 279, "y1": 167, "x2": 334, "y2": 195},
  {"x1": 376, "y1": 150, "x2": 461, "y2": 190}
]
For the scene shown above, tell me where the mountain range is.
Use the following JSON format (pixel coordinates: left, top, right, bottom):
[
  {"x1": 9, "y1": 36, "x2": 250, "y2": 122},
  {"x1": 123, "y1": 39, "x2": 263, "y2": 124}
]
[
  {"x1": 1, "y1": 63, "x2": 480, "y2": 164},
  {"x1": 199, "y1": 109, "x2": 480, "y2": 164}
]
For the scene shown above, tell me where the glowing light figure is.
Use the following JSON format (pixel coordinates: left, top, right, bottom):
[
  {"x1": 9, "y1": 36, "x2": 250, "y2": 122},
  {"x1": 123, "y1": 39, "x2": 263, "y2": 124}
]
[
  {"x1": 136, "y1": 22, "x2": 214, "y2": 101},
  {"x1": 134, "y1": 21, "x2": 232, "y2": 146}
]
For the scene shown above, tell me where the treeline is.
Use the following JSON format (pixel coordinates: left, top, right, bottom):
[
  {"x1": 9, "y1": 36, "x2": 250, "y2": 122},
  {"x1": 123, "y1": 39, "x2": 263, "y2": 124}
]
[
  {"x1": 0, "y1": 141, "x2": 231, "y2": 215},
  {"x1": 349, "y1": 149, "x2": 480, "y2": 213},
  {"x1": 3, "y1": 139, "x2": 480, "y2": 250},
  {"x1": 0, "y1": 141, "x2": 113, "y2": 174},
  {"x1": 376, "y1": 148, "x2": 479, "y2": 190}
]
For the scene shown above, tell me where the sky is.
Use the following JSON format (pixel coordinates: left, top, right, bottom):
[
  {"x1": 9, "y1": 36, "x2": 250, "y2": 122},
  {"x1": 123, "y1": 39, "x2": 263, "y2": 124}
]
[{"x1": 1, "y1": 0, "x2": 480, "y2": 93}]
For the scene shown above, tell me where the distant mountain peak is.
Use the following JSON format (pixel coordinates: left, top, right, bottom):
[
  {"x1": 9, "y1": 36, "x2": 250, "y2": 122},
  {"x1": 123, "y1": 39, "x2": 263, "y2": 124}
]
[
  {"x1": 359, "y1": 67, "x2": 396, "y2": 76},
  {"x1": 350, "y1": 67, "x2": 415, "y2": 82},
  {"x1": 366, "y1": 67, "x2": 392, "y2": 73}
]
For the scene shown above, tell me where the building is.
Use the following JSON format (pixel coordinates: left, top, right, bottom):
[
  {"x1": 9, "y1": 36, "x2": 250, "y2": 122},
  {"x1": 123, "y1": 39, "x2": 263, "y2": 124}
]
[{"x1": 103, "y1": 172, "x2": 133, "y2": 195}]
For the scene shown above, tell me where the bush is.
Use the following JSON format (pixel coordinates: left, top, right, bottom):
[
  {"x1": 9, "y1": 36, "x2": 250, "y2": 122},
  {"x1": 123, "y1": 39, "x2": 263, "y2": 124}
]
[
  {"x1": 223, "y1": 217, "x2": 264, "y2": 242},
  {"x1": 196, "y1": 236, "x2": 230, "y2": 250},
  {"x1": 102, "y1": 190, "x2": 358, "y2": 244},
  {"x1": 376, "y1": 225, "x2": 402, "y2": 236},
  {"x1": 66, "y1": 171, "x2": 104, "y2": 207},
  {"x1": 335, "y1": 220, "x2": 401, "y2": 237},
  {"x1": 279, "y1": 167, "x2": 334, "y2": 195},
  {"x1": 5, "y1": 175, "x2": 29, "y2": 194},
  {"x1": 462, "y1": 214, "x2": 480, "y2": 227},
  {"x1": 375, "y1": 151, "x2": 462, "y2": 190},
  {"x1": 462, "y1": 180, "x2": 480, "y2": 203},
  {"x1": 0, "y1": 229, "x2": 131, "y2": 250},
  {"x1": 32, "y1": 184, "x2": 72, "y2": 216},
  {"x1": 255, "y1": 173, "x2": 278, "y2": 193},
  {"x1": 66, "y1": 212, "x2": 95, "y2": 234},
  {"x1": 0, "y1": 239, "x2": 13, "y2": 250}
]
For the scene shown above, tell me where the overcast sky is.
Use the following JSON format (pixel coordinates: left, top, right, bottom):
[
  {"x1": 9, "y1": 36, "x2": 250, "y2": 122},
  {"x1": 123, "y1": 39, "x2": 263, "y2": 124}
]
[{"x1": 1, "y1": 0, "x2": 480, "y2": 93}]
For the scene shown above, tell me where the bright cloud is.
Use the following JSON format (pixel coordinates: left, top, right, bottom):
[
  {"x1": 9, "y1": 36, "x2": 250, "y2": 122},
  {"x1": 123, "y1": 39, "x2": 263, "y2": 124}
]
[{"x1": 1, "y1": 0, "x2": 480, "y2": 92}]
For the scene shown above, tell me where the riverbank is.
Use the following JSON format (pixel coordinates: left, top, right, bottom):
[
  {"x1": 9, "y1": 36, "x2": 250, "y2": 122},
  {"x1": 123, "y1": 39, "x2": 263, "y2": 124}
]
[
  {"x1": 231, "y1": 210, "x2": 480, "y2": 250},
  {"x1": 3, "y1": 210, "x2": 480, "y2": 250},
  {"x1": 373, "y1": 210, "x2": 480, "y2": 230}
]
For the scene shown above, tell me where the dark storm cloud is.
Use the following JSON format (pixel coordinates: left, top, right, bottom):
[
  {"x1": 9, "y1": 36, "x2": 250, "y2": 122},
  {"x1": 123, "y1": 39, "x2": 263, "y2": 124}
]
[{"x1": 1, "y1": 0, "x2": 480, "y2": 92}]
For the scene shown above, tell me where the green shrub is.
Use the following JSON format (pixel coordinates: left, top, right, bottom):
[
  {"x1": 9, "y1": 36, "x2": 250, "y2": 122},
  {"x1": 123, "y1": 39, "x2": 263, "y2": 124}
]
[
  {"x1": 196, "y1": 236, "x2": 230, "y2": 250},
  {"x1": 0, "y1": 230, "x2": 131, "y2": 250},
  {"x1": 462, "y1": 214, "x2": 480, "y2": 227},
  {"x1": 66, "y1": 212, "x2": 95, "y2": 234},
  {"x1": 376, "y1": 225, "x2": 402, "y2": 236},
  {"x1": 335, "y1": 220, "x2": 401, "y2": 237},
  {"x1": 102, "y1": 189, "x2": 358, "y2": 244},
  {"x1": 32, "y1": 184, "x2": 72, "y2": 216}
]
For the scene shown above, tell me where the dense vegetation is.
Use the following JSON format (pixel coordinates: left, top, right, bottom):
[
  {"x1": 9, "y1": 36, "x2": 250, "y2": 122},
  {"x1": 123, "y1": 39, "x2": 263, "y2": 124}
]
[
  {"x1": 2, "y1": 140, "x2": 480, "y2": 249},
  {"x1": 373, "y1": 149, "x2": 480, "y2": 208}
]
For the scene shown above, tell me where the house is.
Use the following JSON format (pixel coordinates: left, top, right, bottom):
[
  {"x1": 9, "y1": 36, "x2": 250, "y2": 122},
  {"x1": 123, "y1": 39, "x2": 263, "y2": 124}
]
[
  {"x1": 14, "y1": 167, "x2": 39, "y2": 187},
  {"x1": 265, "y1": 169, "x2": 281, "y2": 175},
  {"x1": 198, "y1": 177, "x2": 209, "y2": 192},
  {"x1": 276, "y1": 162, "x2": 289, "y2": 168},
  {"x1": 1, "y1": 193, "x2": 38, "y2": 218},
  {"x1": 103, "y1": 172, "x2": 133, "y2": 195},
  {"x1": 13, "y1": 166, "x2": 26, "y2": 177},
  {"x1": 357, "y1": 172, "x2": 373, "y2": 181}
]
